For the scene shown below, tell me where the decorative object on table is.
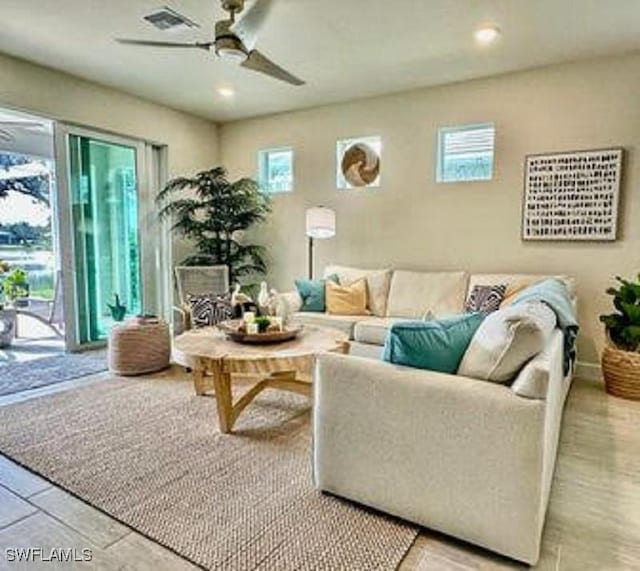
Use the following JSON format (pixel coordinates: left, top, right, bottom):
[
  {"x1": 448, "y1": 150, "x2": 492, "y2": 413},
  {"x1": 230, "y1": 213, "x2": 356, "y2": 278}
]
[
  {"x1": 522, "y1": 148, "x2": 623, "y2": 241},
  {"x1": 257, "y1": 281, "x2": 270, "y2": 312},
  {"x1": 217, "y1": 318, "x2": 301, "y2": 345},
  {"x1": 337, "y1": 136, "x2": 381, "y2": 189},
  {"x1": 464, "y1": 284, "x2": 507, "y2": 314},
  {"x1": 600, "y1": 274, "x2": 640, "y2": 400},
  {"x1": 2, "y1": 267, "x2": 29, "y2": 307},
  {"x1": 107, "y1": 293, "x2": 127, "y2": 322},
  {"x1": 0, "y1": 307, "x2": 16, "y2": 348},
  {"x1": 325, "y1": 278, "x2": 369, "y2": 316},
  {"x1": 295, "y1": 273, "x2": 339, "y2": 312},
  {"x1": 108, "y1": 318, "x2": 171, "y2": 376},
  {"x1": 257, "y1": 286, "x2": 280, "y2": 317},
  {"x1": 158, "y1": 166, "x2": 271, "y2": 284},
  {"x1": 187, "y1": 293, "x2": 234, "y2": 328},
  {"x1": 305, "y1": 206, "x2": 336, "y2": 279}
]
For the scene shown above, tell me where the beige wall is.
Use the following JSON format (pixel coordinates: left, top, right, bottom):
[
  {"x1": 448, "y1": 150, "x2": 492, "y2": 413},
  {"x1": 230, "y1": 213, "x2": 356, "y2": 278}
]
[
  {"x1": 220, "y1": 52, "x2": 640, "y2": 367},
  {"x1": 0, "y1": 52, "x2": 220, "y2": 263}
]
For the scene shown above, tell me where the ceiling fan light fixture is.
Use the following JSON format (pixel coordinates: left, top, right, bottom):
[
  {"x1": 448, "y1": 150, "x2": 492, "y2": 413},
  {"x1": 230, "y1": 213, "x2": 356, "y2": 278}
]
[
  {"x1": 216, "y1": 46, "x2": 247, "y2": 61},
  {"x1": 215, "y1": 36, "x2": 247, "y2": 61}
]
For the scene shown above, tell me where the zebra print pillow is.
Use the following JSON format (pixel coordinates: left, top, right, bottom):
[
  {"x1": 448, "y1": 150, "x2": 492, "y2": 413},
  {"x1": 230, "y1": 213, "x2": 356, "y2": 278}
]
[
  {"x1": 187, "y1": 293, "x2": 233, "y2": 328},
  {"x1": 464, "y1": 284, "x2": 507, "y2": 315}
]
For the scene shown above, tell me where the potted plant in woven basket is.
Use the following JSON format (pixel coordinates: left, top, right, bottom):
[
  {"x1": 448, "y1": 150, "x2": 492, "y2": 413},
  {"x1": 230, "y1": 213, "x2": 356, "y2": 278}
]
[{"x1": 599, "y1": 275, "x2": 640, "y2": 400}]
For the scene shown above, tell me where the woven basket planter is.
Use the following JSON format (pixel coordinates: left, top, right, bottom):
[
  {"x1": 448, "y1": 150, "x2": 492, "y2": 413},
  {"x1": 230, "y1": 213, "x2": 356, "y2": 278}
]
[{"x1": 602, "y1": 335, "x2": 640, "y2": 401}]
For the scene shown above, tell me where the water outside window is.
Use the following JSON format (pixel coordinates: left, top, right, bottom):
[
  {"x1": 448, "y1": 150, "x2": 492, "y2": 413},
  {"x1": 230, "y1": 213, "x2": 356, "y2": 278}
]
[{"x1": 0, "y1": 152, "x2": 57, "y2": 306}]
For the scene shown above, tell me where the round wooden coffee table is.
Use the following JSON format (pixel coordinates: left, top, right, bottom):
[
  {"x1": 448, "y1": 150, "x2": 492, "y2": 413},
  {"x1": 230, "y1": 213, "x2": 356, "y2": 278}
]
[{"x1": 173, "y1": 325, "x2": 349, "y2": 433}]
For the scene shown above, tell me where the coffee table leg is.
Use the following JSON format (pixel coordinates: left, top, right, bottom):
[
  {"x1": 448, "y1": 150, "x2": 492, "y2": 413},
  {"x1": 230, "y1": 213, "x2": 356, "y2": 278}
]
[
  {"x1": 211, "y1": 361, "x2": 234, "y2": 433},
  {"x1": 193, "y1": 367, "x2": 206, "y2": 396}
]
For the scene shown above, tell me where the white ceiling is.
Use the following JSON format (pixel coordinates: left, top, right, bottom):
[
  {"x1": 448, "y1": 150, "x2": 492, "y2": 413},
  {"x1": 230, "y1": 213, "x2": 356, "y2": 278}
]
[{"x1": 1, "y1": 0, "x2": 639, "y2": 123}]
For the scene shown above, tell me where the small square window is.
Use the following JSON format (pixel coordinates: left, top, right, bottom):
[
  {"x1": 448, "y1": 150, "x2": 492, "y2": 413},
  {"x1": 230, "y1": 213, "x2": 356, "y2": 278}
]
[
  {"x1": 436, "y1": 123, "x2": 495, "y2": 183},
  {"x1": 258, "y1": 147, "x2": 293, "y2": 193}
]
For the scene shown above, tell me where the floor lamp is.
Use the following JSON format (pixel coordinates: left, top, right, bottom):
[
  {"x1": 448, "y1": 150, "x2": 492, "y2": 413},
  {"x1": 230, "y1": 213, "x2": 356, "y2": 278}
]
[{"x1": 305, "y1": 206, "x2": 336, "y2": 280}]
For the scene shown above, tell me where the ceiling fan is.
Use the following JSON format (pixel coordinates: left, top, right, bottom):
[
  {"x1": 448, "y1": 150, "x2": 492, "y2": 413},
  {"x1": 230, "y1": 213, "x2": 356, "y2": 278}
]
[
  {"x1": 116, "y1": 0, "x2": 304, "y2": 86},
  {"x1": 0, "y1": 120, "x2": 48, "y2": 131}
]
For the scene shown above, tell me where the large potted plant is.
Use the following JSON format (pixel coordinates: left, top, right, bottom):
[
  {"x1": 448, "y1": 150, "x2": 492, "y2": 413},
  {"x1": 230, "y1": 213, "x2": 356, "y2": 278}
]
[
  {"x1": 157, "y1": 166, "x2": 270, "y2": 286},
  {"x1": 600, "y1": 274, "x2": 640, "y2": 400}
]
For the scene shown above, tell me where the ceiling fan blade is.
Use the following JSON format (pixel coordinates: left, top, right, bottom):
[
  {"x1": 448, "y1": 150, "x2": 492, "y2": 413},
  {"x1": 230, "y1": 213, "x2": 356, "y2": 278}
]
[
  {"x1": 241, "y1": 49, "x2": 305, "y2": 86},
  {"x1": 231, "y1": 0, "x2": 274, "y2": 49},
  {"x1": 116, "y1": 39, "x2": 212, "y2": 50},
  {"x1": 0, "y1": 121, "x2": 45, "y2": 128}
]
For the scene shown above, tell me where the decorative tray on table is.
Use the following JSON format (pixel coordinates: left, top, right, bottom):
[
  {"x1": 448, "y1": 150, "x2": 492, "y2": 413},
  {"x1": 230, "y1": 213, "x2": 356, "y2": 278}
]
[{"x1": 217, "y1": 319, "x2": 303, "y2": 344}]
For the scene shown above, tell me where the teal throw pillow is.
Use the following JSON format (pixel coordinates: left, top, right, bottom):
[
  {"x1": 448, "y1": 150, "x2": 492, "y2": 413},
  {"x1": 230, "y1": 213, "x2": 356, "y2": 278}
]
[
  {"x1": 382, "y1": 313, "x2": 485, "y2": 374},
  {"x1": 295, "y1": 274, "x2": 339, "y2": 312}
]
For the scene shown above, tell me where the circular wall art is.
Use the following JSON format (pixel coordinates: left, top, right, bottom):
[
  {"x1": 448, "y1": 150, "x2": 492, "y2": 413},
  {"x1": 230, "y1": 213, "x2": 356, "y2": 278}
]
[{"x1": 340, "y1": 142, "x2": 380, "y2": 187}]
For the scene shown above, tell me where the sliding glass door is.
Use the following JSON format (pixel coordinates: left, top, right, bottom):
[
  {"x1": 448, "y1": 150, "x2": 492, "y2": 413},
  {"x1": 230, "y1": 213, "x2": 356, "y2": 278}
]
[
  {"x1": 55, "y1": 126, "x2": 151, "y2": 350},
  {"x1": 67, "y1": 135, "x2": 142, "y2": 343}
]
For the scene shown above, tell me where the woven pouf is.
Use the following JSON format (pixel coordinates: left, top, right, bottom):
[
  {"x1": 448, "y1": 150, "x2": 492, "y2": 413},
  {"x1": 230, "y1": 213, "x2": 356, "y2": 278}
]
[{"x1": 108, "y1": 320, "x2": 171, "y2": 376}]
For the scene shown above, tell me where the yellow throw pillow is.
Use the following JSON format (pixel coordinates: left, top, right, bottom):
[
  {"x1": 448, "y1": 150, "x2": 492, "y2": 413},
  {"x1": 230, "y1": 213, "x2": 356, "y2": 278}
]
[{"x1": 326, "y1": 279, "x2": 369, "y2": 316}]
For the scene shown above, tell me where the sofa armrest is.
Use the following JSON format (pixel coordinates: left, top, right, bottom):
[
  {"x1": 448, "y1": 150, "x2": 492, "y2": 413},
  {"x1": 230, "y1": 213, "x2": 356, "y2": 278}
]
[
  {"x1": 511, "y1": 328, "x2": 566, "y2": 400},
  {"x1": 313, "y1": 353, "x2": 547, "y2": 564}
]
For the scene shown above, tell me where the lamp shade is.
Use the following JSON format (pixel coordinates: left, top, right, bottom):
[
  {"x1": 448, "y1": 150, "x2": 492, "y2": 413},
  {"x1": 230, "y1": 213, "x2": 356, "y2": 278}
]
[{"x1": 305, "y1": 206, "x2": 336, "y2": 239}]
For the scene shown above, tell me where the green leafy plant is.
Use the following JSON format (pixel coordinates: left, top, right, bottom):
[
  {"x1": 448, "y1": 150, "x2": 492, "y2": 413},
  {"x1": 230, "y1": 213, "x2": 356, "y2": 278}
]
[
  {"x1": 108, "y1": 294, "x2": 127, "y2": 322},
  {"x1": 254, "y1": 315, "x2": 271, "y2": 333},
  {"x1": 3, "y1": 268, "x2": 29, "y2": 301},
  {"x1": 157, "y1": 166, "x2": 271, "y2": 284},
  {"x1": 600, "y1": 275, "x2": 640, "y2": 352}
]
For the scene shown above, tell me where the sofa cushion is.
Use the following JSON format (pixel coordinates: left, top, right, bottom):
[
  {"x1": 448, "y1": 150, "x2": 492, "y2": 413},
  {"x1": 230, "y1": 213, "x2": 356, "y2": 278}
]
[
  {"x1": 386, "y1": 271, "x2": 468, "y2": 318},
  {"x1": 467, "y1": 274, "x2": 576, "y2": 306},
  {"x1": 295, "y1": 274, "x2": 339, "y2": 312},
  {"x1": 291, "y1": 312, "x2": 366, "y2": 339},
  {"x1": 326, "y1": 279, "x2": 369, "y2": 316},
  {"x1": 324, "y1": 265, "x2": 392, "y2": 317},
  {"x1": 353, "y1": 317, "x2": 406, "y2": 345},
  {"x1": 383, "y1": 313, "x2": 485, "y2": 374},
  {"x1": 458, "y1": 302, "x2": 557, "y2": 383}
]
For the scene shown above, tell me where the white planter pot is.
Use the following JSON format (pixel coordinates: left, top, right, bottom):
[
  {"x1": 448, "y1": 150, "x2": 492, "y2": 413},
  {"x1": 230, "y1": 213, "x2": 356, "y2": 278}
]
[{"x1": 0, "y1": 308, "x2": 16, "y2": 348}]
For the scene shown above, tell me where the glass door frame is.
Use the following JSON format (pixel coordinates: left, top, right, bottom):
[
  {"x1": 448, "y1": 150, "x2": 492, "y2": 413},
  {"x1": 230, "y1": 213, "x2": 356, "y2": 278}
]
[{"x1": 54, "y1": 123, "x2": 149, "y2": 352}]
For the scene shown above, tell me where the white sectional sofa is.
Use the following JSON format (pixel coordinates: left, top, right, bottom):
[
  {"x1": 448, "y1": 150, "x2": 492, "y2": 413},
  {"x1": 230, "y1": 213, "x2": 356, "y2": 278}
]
[{"x1": 283, "y1": 266, "x2": 575, "y2": 565}]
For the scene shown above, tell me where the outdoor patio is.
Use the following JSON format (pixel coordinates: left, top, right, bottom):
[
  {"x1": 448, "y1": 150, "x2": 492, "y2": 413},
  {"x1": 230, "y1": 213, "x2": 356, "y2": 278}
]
[{"x1": 0, "y1": 313, "x2": 63, "y2": 364}]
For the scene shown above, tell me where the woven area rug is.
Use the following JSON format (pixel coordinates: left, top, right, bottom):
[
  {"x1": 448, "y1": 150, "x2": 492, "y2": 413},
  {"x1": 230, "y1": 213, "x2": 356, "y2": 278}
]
[
  {"x1": 0, "y1": 371, "x2": 418, "y2": 570},
  {"x1": 0, "y1": 352, "x2": 107, "y2": 397}
]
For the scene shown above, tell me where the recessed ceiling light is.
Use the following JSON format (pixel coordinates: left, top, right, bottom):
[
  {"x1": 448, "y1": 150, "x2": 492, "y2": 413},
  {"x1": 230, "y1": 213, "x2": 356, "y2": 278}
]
[
  {"x1": 217, "y1": 87, "x2": 235, "y2": 98},
  {"x1": 474, "y1": 26, "x2": 501, "y2": 45}
]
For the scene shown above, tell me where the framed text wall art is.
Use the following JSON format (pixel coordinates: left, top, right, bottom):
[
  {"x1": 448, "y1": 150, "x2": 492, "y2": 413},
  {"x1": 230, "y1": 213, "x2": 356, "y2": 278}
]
[{"x1": 522, "y1": 148, "x2": 623, "y2": 241}]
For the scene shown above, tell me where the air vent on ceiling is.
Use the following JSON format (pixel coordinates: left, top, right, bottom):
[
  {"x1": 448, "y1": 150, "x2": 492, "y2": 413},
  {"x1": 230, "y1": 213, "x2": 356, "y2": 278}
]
[{"x1": 143, "y1": 6, "x2": 198, "y2": 31}]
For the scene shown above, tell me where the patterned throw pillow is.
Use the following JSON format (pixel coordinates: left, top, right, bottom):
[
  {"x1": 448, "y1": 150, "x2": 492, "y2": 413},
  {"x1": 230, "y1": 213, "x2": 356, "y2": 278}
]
[
  {"x1": 464, "y1": 284, "x2": 507, "y2": 315},
  {"x1": 188, "y1": 293, "x2": 233, "y2": 328}
]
